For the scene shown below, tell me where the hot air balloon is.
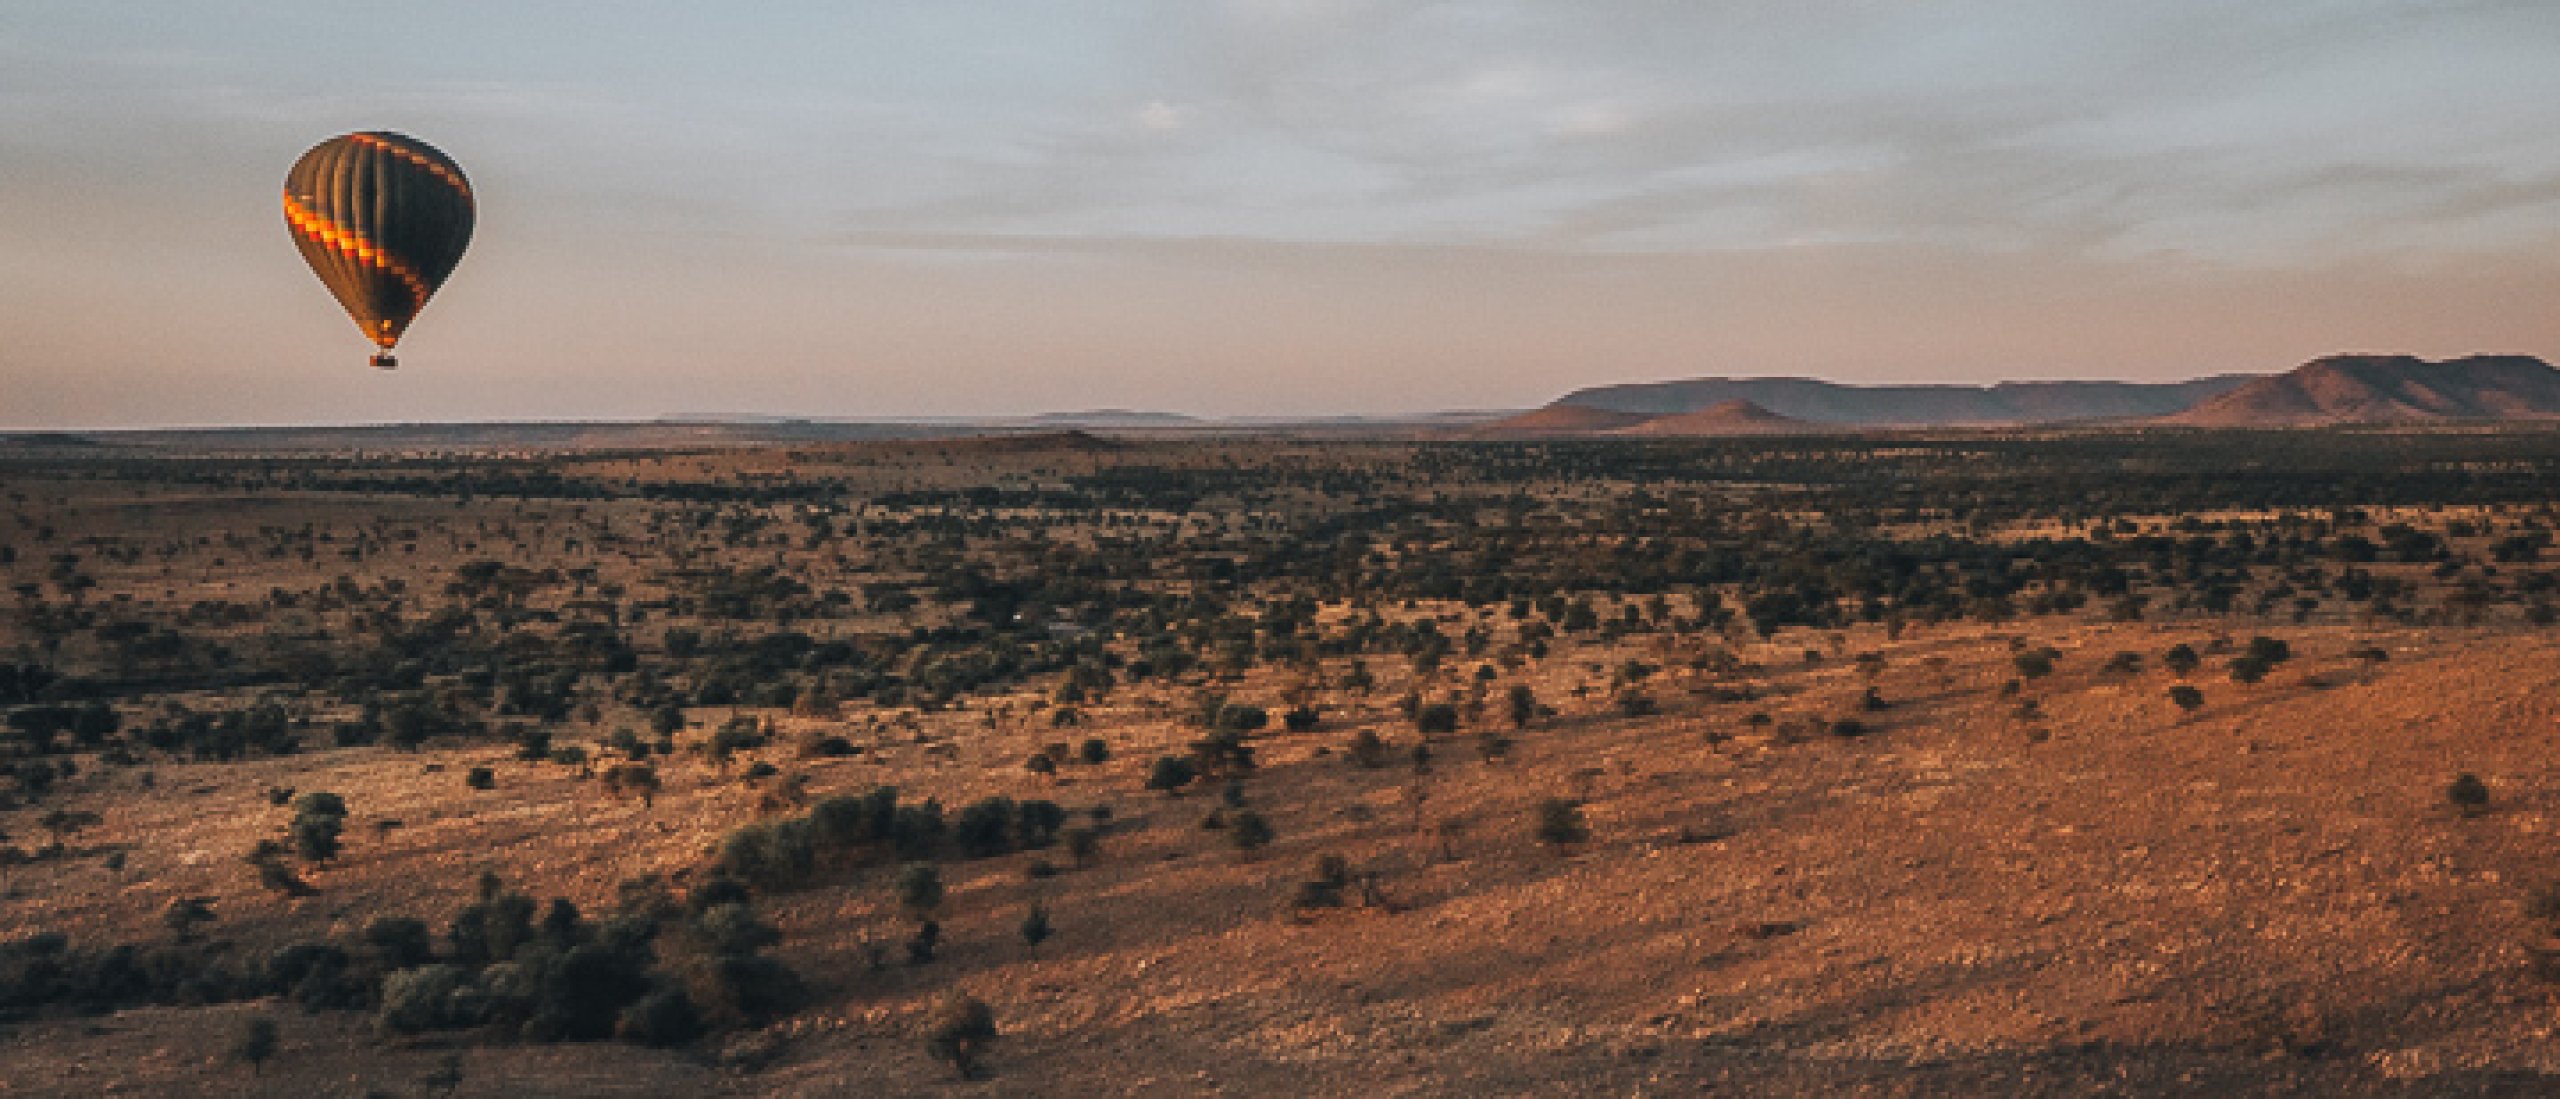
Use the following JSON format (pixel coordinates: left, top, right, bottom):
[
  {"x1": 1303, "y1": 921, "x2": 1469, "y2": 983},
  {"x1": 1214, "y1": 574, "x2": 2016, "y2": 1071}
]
[{"x1": 282, "y1": 132, "x2": 474, "y2": 370}]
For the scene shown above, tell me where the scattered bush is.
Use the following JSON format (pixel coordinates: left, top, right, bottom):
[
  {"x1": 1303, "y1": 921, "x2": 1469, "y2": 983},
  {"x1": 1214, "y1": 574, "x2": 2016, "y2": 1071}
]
[
  {"x1": 925, "y1": 993, "x2": 998, "y2": 1080},
  {"x1": 1145, "y1": 755, "x2": 1197, "y2": 796},
  {"x1": 1414, "y1": 703, "x2": 1461, "y2": 734},
  {"x1": 1532, "y1": 798, "x2": 1588, "y2": 847},
  {"x1": 1227, "y1": 810, "x2": 1274, "y2": 858},
  {"x1": 1347, "y1": 729, "x2": 1389, "y2": 769},
  {"x1": 2168, "y1": 685, "x2": 2205, "y2": 716}
]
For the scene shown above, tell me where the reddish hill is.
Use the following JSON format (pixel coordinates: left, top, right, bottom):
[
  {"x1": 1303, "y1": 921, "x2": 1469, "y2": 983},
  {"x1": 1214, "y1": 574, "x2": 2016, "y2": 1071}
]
[
  {"x1": 1613, "y1": 399, "x2": 1816, "y2": 436},
  {"x1": 2163, "y1": 354, "x2": 2560, "y2": 426},
  {"x1": 1469, "y1": 405, "x2": 1656, "y2": 435}
]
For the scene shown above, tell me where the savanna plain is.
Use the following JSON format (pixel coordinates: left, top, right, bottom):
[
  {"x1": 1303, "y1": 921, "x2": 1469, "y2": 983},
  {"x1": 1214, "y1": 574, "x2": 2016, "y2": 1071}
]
[{"x1": 5, "y1": 430, "x2": 2560, "y2": 1096}]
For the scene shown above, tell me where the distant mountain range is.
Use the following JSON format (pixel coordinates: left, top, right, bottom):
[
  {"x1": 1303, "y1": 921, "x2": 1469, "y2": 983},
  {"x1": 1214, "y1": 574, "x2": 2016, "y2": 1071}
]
[
  {"x1": 1477, "y1": 354, "x2": 2560, "y2": 435},
  {"x1": 2161, "y1": 355, "x2": 2560, "y2": 426},
  {"x1": 1540, "y1": 375, "x2": 2259, "y2": 426},
  {"x1": 16, "y1": 356, "x2": 2560, "y2": 454}
]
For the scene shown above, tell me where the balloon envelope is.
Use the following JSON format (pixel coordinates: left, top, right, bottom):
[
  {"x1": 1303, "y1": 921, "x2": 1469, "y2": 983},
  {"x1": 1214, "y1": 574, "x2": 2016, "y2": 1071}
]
[{"x1": 282, "y1": 132, "x2": 474, "y2": 353}]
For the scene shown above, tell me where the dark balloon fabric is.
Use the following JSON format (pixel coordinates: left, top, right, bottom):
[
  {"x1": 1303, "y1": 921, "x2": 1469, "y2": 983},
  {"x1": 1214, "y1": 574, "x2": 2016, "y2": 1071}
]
[{"x1": 283, "y1": 132, "x2": 474, "y2": 350}]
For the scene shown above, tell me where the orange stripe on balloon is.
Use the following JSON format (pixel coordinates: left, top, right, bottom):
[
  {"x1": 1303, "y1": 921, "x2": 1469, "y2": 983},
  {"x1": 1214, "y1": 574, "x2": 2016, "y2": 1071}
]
[
  {"x1": 349, "y1": 132, "x2": 472, "y2": 199},
  {"x1": 281, "y1": 191, "x2": 430, "y2": 306}
]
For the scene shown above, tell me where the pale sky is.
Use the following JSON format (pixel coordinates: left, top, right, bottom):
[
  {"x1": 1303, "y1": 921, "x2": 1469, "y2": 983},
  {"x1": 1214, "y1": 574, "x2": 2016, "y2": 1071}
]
[{"x1": 7, "y1": 1, "x2": 2560, "y2": 427}]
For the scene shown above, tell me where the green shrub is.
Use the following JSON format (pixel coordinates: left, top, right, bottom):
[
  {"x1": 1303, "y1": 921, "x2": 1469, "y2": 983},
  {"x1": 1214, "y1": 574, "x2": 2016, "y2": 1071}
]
[
  {"x1": 616, "y1": 985, "x2": 702, "y2": 1047},
  {"x1": 717, "y1": 818, "x2": 817, "y2": 890},
  {"x1": 1015, "y1": 800, "x2": 1066, "y2": 850},
  {"x1": 449, "y1": 888, "x2": 538, "y2": 967},
  {"x1": 954, "y1": 797, "x2": 1018, "y2": 858},
  {"x1": 896, "y1": 863, "x2": 944, "y2": 920},
  {"x1": 377, "y1": 964, "x2": 476, "y2": 1035},
  {"x1": 365, "y1": 917, "x2": 434, "y2": 969}
]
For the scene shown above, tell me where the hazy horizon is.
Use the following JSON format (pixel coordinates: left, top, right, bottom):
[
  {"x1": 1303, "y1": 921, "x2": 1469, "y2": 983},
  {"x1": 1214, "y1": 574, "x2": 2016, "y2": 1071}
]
[{"x1": 9, "y1": 2, "x2": 2560, "y2": 430}]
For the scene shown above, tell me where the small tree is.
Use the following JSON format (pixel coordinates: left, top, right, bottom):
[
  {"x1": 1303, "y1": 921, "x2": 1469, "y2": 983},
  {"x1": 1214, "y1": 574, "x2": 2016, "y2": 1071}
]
[
  {"x1": 2163, "y1": 643, "x2": 2200, "y2": 677},
  {"x1": 464, "y1": 766, "x2": 495, "y2": 790},
  {"x1": 896, "y1": 862, "x2": 944, "y2": 921},
  {"x1": 2449, "y1": 773, "x2": 2491, "y2": 817},
  {"x1": 1019, "y1": 903, "x2": 1053, "y2": 955},
  {"x1": 233, "y1": 1016, "x2": 279, "y2": 1075},
  {"x1": 1532, "y1": 798, "x2": 1588, "y2": 848},
  {"x1": 925, "y1": 993, "x2": 998, "y2": 1079},
  {"x1": 2167, "y1": 685, "x2": 2204, "y2": 719},
  {"x1": 1064, "y1": 826, "x2": 1100, "y2": 868},
  {"x1": 1506, "y1": 684, "x2": 1537, "y2": 729},
  {"x1": 291, "y1": 813, "x2": 342, "y2": 863},
  {"x1": 289, "y1": 791, "x2": 348, "y2": 864}
]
